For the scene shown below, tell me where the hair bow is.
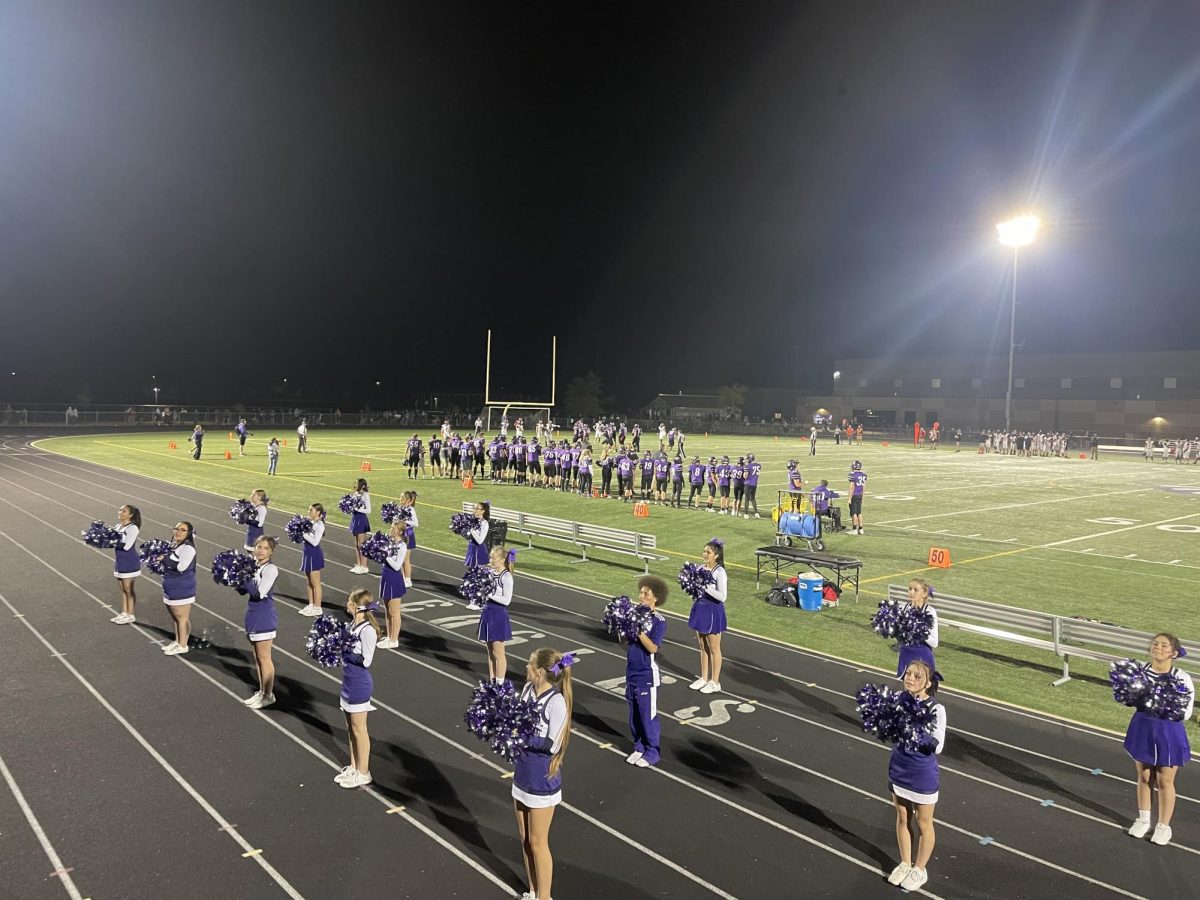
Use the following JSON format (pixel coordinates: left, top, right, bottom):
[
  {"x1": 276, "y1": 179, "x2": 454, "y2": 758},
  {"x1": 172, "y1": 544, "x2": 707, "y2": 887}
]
[
  {"x1": 506, "y1": 549, "x2": 518, "y2": 563},
  {"x1": 550, "y1": 652, "x2": 578, "y2": 675}
]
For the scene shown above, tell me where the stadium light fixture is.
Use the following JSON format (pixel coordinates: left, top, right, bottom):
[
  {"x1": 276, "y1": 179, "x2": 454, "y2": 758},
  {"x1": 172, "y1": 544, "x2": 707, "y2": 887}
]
[{"x1": 996, "y1": 215, "x2": 1040, "y2": 431}]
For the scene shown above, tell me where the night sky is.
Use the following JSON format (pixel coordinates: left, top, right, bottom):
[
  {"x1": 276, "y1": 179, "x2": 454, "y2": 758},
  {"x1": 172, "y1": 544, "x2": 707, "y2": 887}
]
[{"x1": 2, "y1": 1, "x2": 1199, "y2": 408}]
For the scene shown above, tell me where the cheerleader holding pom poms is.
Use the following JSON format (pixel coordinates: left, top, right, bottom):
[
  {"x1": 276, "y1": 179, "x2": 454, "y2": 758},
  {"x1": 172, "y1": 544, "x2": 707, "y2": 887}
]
[
  {"x1": 401, "y1": 491, "x2": 418, "y2": 588},
  {"x1": 1116, "y1": 633, "x2": 1194, "y2": 846},
  {"x1": 233, "y1": 490, "x2": 269, "y2": 553},
  {"x1": 479, "y1": 547, "x2": 516, "y2": 683},
  {"x1": 342, "y1": 479, "x2": 372, "y2": 574},
  {"x1": 239, "y1": 536, "x2": 280, "y2": 709},
  {"x1": 160, "y1": 522, "x2": 198, "y2": 655},
  {"x1": 683, "y1": 539, "x2": 727, "y2": 694},
  {"x1": 376, "y1": 521, "x2": 408, "y2": 650},
  {"x1": 453, "y1": 501, "x2": 490, "y2": 568},
  {"x1": 111, "y1": 505, "x2": 141, "y2": 624},
  {"x1": 870, "y1": 579, "x2": 939, "y2": 678},
  {"x1": 337, "y1": 588, "x2": 380, "y2": 789},
  {"x1": 294, "y1": 504, "x2": 326, "y2": 617},
  {"x1": 514, "y1": 649, "x2": 576, "y2": 900}
]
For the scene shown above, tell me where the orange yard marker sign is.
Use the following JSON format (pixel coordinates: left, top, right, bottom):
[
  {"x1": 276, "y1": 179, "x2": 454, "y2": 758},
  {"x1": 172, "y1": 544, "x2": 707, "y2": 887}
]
[
  {"x1": 282, "y1": 439, "x2": 288, "y2": 446},
  {"x1": 360, "y1": 461, "x2": 372, "y2": 472},
  {"x1": 167, "y1": 441, "x2": 177, "y2": 450},
  {"x1": 927, "y1": 547, "x2": 951, "y2": 568},
  {"x1": 462, "y1": 477, "x2": 474, "y2": 489},
  {"x1": 228, "y1": 432, "x2": 234, "y2": 440},
  {"x1": 224, "y1": 450, "x2": 232, "y2": 460},
  {"x1": 633, "y1": 501, "x2": 650, "y2": 518}
]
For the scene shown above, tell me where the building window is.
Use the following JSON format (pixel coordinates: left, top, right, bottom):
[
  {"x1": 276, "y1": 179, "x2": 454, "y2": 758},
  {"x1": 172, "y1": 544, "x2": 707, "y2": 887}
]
[
  {"x1": 1060, "y1": 378, "x2": 1072, "y2": 389},
  {"x1": 1110, "y1": 377, "x2": 1122, "y2": 389},
  {"x1": 894, "y1": 379, "x2": 903, "y2": 389},
  {"x1": 931, "y1": 378, "x2": 941, "y2": 389},
  {"x1": 1014, "y1": 377, "x2": 1025, "y2": 389},
  {"x1": 971, "y1": 378, "x2": 982, "y2": 389},
  {"x1": 858, "y1": 378, "x2": 868, "y2": 388},
  {"x1": 1165, "y1": 377, "x2": 1177, "y2": 389}
]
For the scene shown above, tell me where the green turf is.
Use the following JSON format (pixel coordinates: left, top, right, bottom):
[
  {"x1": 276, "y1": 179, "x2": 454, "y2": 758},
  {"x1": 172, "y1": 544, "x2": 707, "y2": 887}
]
[{"x1": 40, "y1": 429, "x2": 1200, "y2": 731}]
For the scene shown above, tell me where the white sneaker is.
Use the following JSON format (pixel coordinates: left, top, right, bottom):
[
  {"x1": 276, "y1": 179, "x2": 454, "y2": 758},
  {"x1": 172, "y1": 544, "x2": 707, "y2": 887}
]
[
  {"x1": 887, "y1": 862, "x2": 912, "y2": 885},
  {"x1": 634, "y1": 757, "x2": 651, "y2": 768},
  {"x1": 242, "y1": 691, "x2": 263, "y2": 706},
  {"x1": 688, "y1": 677, "x2": 707, "y2": 690},
  {"x1": 899, "y1": 867, "x2": 928, "y2": 891},
  {"x1": 1128, "y1": 818, "x2": 1152, "y2": 838},
  {"x1": 340, "y1": 770, "x2": 372, "y2": 789},
  {"x1": 110, "y1": 612, "x2": 127, "y2": 623},
  {"x1": 334, "y1": 766, "x2": 356, "y2": 785},
  {"x1": 247, "y1": 693, "x2": 275, "y2": 710},
  {"x1": 466, "y1": 602, "x2": 482, "y2": 611},
  {"x1": 349, "y1": 565, "x2": 366, "y2": 574},
  {"x1": 161, "y1": 641, "x2": 179, "y2": 653},
  {"x1": 626, "y1": 751, "x2": 643, "y2": 765},
  {"x1": 1151, "y1": 823, "x2": 1173, "y2": 845},
  {"x1": 754, "y1": 513, "x2": 761, "y2": 518},
  {"x1": 378, "y1": 638, "x2": 398, "y2": 649},
  {"x1": 744, "y1": 514, "x2": 750, "y2": 519},
  {"x1": 163, "y1": 643, "x2": 189, "y2": 655},
  {"x1": 700, "y1": 681, "x2": 721, "y2": 694},
  {"x1": 298, "y1": 605, "x2": 321, "y2": 616}
]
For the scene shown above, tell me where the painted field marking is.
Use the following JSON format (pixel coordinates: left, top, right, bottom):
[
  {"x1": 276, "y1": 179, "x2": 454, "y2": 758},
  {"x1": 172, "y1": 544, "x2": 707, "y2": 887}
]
[{"x1": 0, "y1": 751, "x2": 85, "y2": 900}]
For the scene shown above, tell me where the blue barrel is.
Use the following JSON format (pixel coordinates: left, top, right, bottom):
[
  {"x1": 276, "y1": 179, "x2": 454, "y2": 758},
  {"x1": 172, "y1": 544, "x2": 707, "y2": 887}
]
[
  {"x1": 796, "y1": 573, "x2": 824, "y2": 611},
  {"x1": 779, "y1": 512, "x2": 819, "y2": 539}
]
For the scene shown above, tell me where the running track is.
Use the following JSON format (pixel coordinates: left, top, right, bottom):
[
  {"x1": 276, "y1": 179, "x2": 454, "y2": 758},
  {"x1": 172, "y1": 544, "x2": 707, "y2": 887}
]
[{"x1": 0, "y1": 434, "x2": 1197, "y2": 899}]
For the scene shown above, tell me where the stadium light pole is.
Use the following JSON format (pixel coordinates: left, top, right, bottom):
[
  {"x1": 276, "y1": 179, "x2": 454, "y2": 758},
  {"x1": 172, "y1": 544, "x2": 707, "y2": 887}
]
[{"x1": 996, "y1": 215, "x2": 1040, "y2": 432}]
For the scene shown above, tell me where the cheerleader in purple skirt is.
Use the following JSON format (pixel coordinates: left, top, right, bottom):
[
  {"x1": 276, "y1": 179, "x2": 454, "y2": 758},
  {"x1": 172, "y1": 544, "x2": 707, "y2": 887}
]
[
  {"x1": 400, "y1": 490, "x2": 419, "y2": 590},
  {"x1": 161, "y1": 522, "x2": 198, "y2": 655},
  {"x1": 240, "y1": 536, "x2": 280, "y2": 709},
  {"x1": 514, "y1": 648, "x2": 575, "y2": 900},
  {"x1": 1125, "y1": 633, "x2": 1194, "y2": 847},
  {"x1": 464, "y1": 501, "x2": 490, "y2": 568},
  {"x1": 687, "y1": 539, "x2": 728, "y2": 695},
  {"x1": 110, "y1": 504, "x2": 141, "y2": 625},
  {"x1": 336, "y1": 588, "x2": 380, "y2": 789},
  {"x1": 377, "y1": 521, "x2": 408, "y2": 650},
  {"x1": 347, "y1": 479, "x2": 372, "y2": 574},
  {"x1": 479, "y1": 546, "x2": 516, "y2": 682},
  {"x1": 897, "y1": 579, "x2": 938, "y2": 677},
  {"x1": 298, "y1": 503, "x2": 326, "y2": 617},
  {"x1": 887, "y1": 660, "x2": 946, "y2": 892},
  {"x1": 243, "y1": 489, "x2": 269, "y2": 552}
]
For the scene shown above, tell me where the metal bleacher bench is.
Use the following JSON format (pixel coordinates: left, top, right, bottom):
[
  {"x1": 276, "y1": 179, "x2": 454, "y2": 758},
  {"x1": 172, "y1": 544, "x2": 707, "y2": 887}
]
[
  {"x1": 885, "y1": 584, "x2": 1200, "y2": 686},
  {"x1": 460, "y1": 503, "x2": 668, "y2": 573}
]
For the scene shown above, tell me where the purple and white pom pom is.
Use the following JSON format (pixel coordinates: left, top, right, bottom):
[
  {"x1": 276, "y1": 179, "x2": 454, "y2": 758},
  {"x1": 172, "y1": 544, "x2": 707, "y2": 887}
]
[
  {"x1": 1144, "y1": 671, "x2": 1193, "y2": 721},
  {"x1": 284, "y1": 514, "x2": 314, "y2": 543},
  {"x1": 601, "y1": 595, "x2": 634, "y2": 637},
  {"x1": 870, "y1": 600, "x2": 900, "y2": 639},
  {"x1": 1110, "y1": 659, "x2": 1150, "y2": 708},
  {"x1": 211, "y1": 549, "x2": 257, "y2": 587},
  {"x1": 678, "y1": 562, "x2": 716, "y2": 601},
  {"x1": 855, "y1": 683, "x2": 939, "y2": 753},
  {"x1": 897, "y1": 605, "x2": 935, "y2": 646},
  {"x1": 82, "y1": 520, "x2": 122, "y2": 549},
  {"x1": 304, "y1": 614, "x2": 353, "y2": 667},
  {"x1": 138, "y1": 539, "x2": 172, "y2": 575},
  {"x1": 359, "y1": 531, "x2": 394, "y2": 563},
  {"x1": 449, "y1": 512, "x2": 476, "y2": 538},
  {"x1": 460, "y1": 566, "x2": 500, "y2": 605},
  {"x1": 463, "y1": 679, "x2": 541, "y2": 763},
  {"x1": 229, "y1": 499, "x2": 257, "y2": 526},
  {"x1": 380, "y1": 502, "x2": 402, "y2": 525},
  {"x1": 338, "y1": 494, "x2": 364, "y2": 515}
]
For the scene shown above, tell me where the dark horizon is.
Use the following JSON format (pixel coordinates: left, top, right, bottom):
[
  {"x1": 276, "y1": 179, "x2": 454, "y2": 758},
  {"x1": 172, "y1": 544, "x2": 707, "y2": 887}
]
[{"x1": 3, "y1": 1, "x2": 1200, "y2": 409}]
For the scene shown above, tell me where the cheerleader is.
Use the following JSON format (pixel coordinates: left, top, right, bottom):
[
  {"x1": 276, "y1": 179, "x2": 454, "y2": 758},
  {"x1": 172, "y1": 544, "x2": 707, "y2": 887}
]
[
  {"x1": 1125, "y1": 633, "x2": 1194, "y2": 846},
  {"x1": 400, "y1": 490, "x2": 419, "y2": 589},
  {"x1": 298, "y1": 503, "x2": 326, "y2": 617},
  {"x1": 464, "y1": 501, "x2": 490, "y2": 568},
  {"x1": 514, "y1": 649, "x2": 575, "y2": 900},
  {"x1": 377, "y1": 521, "x2": 408, "y2": 650},
  {"x1": 110, "y1": 504, "x2": 141, "y2": 624},
  {"x1": 625, "y1": 576, "x2": 668, "y2": 768},
  {"x1": 240, "y1": 536, "x2": 279, "y2": 709},
  {"x1": 887, "y1": 660, "x2": 946, "y2": 891},
  {"x1": 347, "y1": 478, "x2": 372, "y2": 574},
  {"x1": 687, "y1": 538, "x2": 728, "y2": 694},
  {"x1": 336, "y1": 588, "x2": 380, "y2": 789},
  {"x1": 161, "y1": 522, "x2": 197, "y2": 654},
  {"x1": 243, "y1": 489, "x2": 269, "y2": 552},
  {"x1": 897, "y1": 579, "x2": 938, "y2": 677},
  {"x1": 479, "y1": 547, "x2": 516, "y2": 681}
]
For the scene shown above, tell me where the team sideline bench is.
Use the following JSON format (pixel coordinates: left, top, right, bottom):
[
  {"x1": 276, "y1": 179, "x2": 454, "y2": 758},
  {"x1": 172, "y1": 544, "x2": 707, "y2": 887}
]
[
  {"x1": 460, "y1": 503, "x2": 668, "y2": 573},
  {"x1": 755, "y1": 545, "x2": 862, "y2": 600},
  {"x1": 884, "y1": 584, "x2": 1200, "y2": 685}
]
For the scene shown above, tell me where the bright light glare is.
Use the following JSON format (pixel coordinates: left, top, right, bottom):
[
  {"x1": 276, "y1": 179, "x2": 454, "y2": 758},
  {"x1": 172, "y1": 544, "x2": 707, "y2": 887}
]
[
  {"x1": 833, "y1": 370, "x2": 841, "y2": 378},
  {"x1": 997, "y1": 215, "x2": 1040, "y2": 247}
]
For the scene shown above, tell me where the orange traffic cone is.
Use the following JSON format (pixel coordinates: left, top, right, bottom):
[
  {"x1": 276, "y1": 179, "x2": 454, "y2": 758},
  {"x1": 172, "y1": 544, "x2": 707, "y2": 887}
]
[
  {"x1": 167, "y1": 441, "x2": 177, "y2": 450},
  {"x1": 462, "y1": 477, "x2": 474, "y2": 489},
  {"x1": 224, "y1": 450, "x2": 232, "y2": 460}
]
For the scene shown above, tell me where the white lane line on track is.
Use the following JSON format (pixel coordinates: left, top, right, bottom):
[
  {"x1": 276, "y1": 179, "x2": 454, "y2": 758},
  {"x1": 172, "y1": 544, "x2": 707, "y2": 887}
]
[
  {"x1": 0, "y1": 750, "x2": 85, "y2": 900},
  {"x1": 0, "y1": 581, "x2": 306, "y2": 900},
  {"x1": 9, "y1": 458, "x2": 1181, "y2": 760},
  {"x1": 0, "y1": 505, "x2": 740, "y2": 900},
  {"x1": 0, "y1": 471, "x2": 1164, "y2": 895},
  {"x1": 0, "y1": 540, "x2": 517, "y2": 897}
]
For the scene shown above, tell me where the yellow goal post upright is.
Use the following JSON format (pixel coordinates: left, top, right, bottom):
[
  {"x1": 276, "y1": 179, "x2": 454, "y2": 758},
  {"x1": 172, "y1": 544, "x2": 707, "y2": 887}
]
[{"x1": 480, "y1": 330, "x2": 557, "y2": 433}]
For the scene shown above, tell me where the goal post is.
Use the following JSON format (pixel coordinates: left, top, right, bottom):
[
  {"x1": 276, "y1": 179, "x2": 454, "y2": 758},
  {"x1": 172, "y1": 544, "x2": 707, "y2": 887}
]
[{"x1": 478, "y1": 330, "x2": 557, "y2": 432}]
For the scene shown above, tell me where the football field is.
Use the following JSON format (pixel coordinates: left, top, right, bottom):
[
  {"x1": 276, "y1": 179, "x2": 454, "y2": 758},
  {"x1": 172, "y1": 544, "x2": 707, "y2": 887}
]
[{"x1": 39, "y1": 429, "x2": 1200, "y2": 731}]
